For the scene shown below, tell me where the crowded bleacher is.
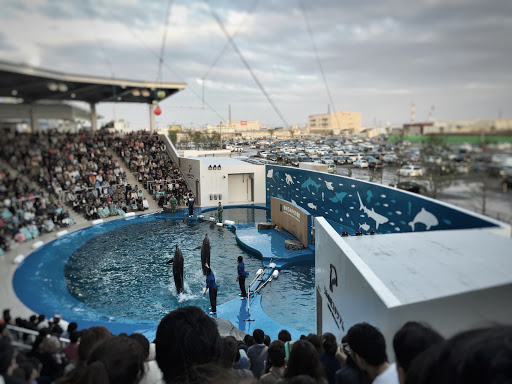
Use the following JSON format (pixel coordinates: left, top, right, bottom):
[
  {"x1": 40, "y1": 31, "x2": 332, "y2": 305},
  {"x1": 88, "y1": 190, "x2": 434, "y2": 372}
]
[
  {"x1": 111, "y1": 132, "x2": 191, "y2": 207},
  {"x1": 1, "y1": 306, "x2": 510, "y2": 384},
  {"x1": 0, "y1": 129, "x2": 192, "y2": 254}
]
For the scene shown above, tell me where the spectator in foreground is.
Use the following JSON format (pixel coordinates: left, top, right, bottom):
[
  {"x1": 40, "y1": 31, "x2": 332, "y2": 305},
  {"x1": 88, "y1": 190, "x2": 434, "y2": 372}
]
[
  {"x1": 345, "y1": 322, "x2": 398, "y2": 384},
  {"x1": 78, "y1": 336, "x2": 145, "y2": 384},
  {"x1": 392, "y1": 321, "x2": 444, "y2": 384},
  {"x1": 319, "y1": 332, "x2": 340, "y2": 384},
  {"x1": 406, "y1": 324, "x2": 512, "y2": 384},
  {"x1": 260, "y1": 340, "x2": 286, "y2": 384},
  {"x1": 335, "y1": 335, "x2": 369, "y2": 384},
  {"x1": 155, "y1": 306, "x2": 222, "y2": 383},
  {"x1": 247, "y1": 329, "x2": 268, "y2": 379},
  {"x1": 280, "y1": 339, "x2": 327, "y2": 383}
]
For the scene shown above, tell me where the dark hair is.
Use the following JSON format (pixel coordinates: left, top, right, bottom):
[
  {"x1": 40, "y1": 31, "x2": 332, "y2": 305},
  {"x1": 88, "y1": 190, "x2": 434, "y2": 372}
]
[
  {"x1": 278, "y1": 329, "x2": 292, "y2": 343},
  {"x1": 13, "y1": 360, "x2": 36, "y2": 381},
  {"x1": 237, "y1": 256, "x2": 243, "y2": 262},
  {"x1": 155, "y1": 306, "x2": 222, "y2": 383},
  {"x1": 69, "y1": 330, "x2": 81, "y2": 344},
  {"x1": 341, "y1": 335, "x2": 358, "y2": 370},
  {"x1": 81, "y1": 336, "x2": 145, "y2": 384},
  {"x1": 264, "y1": 334, "x2": 271, "y2": 346},
  {"x1": 407, "y1": 324, "x2": 512, "y2": 384},
  {"x1": 67, "y1": 322, "x2": 78, "y2": 333},
  {"x1": 346, "y1": 322, "x2": 387, "y2": 366},
  {"x1": 393, "y1": 321, "x2": 444, "y2": 373},
  {"x1": 129, "y1": 333, "x2": 150, "y2": 360},
  {"x1": 78, "y1": 326, "x2": 113, "y2": 362},
  {"x1": 321, "y1": 332, "x2": 338, "y2": 356},
  {"x1": 253, "y1": 329, "x2": 265, "y2": 344},
  {"x1": 268, "y1": 340, "x2": 286, "y2": 368},
  {"x1": 284, "y1": 340, "x2": 325, "y2": 380},
  {"x1": 219, "y1": 336, "x2": 238, "y2": 368},
  {"x1": 2, "y1": 309, "x2": 11, "y2": 323},
  {"x1": 0, "y1": 337, "x2": 15, "y2": 375},
  {"x1": 244, "y1": 335, "x2": 254, "y2": 347},
  {"x1": 306, "y1": 333, "x2": 322, "y2": 353}
]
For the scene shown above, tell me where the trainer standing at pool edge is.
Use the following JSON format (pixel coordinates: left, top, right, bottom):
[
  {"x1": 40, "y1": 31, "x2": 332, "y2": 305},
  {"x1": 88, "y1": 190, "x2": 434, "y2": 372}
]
[{"x1": 236, "y1": 256, "x2": 248, "y2": 299}]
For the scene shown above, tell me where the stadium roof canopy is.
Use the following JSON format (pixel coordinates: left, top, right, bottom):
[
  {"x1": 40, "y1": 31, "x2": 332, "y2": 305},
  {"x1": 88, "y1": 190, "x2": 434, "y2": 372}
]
[{"x1": 0, "y1": 60, "x2": 187, "y2": 105}]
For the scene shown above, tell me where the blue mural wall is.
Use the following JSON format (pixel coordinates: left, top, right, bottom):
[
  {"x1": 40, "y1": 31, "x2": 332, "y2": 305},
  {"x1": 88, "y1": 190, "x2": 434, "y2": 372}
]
[{"x1": 265, "y1": 165, "x2": 498, "y2": 235}]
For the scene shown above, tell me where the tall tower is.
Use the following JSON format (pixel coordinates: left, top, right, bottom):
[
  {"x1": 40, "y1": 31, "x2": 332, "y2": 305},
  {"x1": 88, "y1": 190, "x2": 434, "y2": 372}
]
[{"x1": 411, "y1": 102, "x2": 415, "y2": 123}]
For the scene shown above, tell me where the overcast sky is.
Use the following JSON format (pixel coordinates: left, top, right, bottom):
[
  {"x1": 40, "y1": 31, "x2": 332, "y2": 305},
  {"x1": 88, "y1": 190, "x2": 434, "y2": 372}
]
[{"x1": 1, "y1": 0, "x2": 511, "y2": 130}]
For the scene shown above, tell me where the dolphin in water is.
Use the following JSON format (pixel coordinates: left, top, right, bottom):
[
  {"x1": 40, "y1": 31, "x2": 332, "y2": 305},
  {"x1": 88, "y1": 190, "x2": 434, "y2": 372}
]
[
  {"x1": 357, "y1": 192, "x2": 389, "y2": 229},
  {"x1": 172, "y1": 244, "x2": 184, "y2": 294},
  {"x1": 409, "y1": 208, "x2": 439, "y2": 231},
  {"x1": 201, "y1": 234, "x2": 211, "y2": 276}
]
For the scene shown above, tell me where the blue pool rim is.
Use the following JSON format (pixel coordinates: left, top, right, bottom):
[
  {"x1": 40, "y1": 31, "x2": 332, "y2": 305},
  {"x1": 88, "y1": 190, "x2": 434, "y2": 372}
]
[{"x1": 13, "y1": 207, "x2": 308, "y2": 340}]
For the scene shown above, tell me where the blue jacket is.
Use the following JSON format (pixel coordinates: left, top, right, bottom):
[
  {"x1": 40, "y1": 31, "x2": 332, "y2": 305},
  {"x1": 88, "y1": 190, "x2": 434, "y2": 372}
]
[
  {"x1": 237, "y1": 261, "x2": 245, "y2": 277},
  {"x1": 206, "y1": 272, "x2": 217, "y2": 290}
]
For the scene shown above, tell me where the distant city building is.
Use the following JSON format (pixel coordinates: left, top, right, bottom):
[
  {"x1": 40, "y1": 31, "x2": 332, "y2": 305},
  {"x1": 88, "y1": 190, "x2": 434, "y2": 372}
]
[
  {"x1": 426, "y1": 118, "x2": 512, "y2": 135},
  {"x1": 396, "y1": 118, "x2": 512, "y2": 136},
  {"x1": 307, "y1": 111, "x2": 362, "y2": 135},
  {"x1": 205, "y1": 120, "x2": 268, "y2": 140}
]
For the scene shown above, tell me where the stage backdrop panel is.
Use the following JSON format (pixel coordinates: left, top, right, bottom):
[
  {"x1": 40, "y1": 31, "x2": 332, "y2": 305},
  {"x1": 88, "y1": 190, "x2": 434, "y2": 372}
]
[{"x1": 270, "y1": 197, "x2": 311, "y2": 247}]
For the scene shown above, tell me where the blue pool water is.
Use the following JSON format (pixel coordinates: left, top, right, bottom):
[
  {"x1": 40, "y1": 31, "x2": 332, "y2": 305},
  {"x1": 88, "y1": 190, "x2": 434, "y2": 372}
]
[{"x1": 14, "y1": 208, "x2": 315, "y2": 334}]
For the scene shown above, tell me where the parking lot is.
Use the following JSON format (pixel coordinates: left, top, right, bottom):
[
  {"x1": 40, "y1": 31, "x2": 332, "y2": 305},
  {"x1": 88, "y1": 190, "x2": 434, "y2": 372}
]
[{"x1": 232, "y1": 140, "x2": 512, "y2": 225}]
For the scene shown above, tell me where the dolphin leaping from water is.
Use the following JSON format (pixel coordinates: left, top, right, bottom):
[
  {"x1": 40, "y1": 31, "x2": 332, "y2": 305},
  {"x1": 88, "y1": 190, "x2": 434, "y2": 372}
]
[
  {"x1": 201, "y1": 234, "x2": 211, "y2": 276},
  {"x1": 172, "y1": 244, "x2": 184, "y2": 294}
]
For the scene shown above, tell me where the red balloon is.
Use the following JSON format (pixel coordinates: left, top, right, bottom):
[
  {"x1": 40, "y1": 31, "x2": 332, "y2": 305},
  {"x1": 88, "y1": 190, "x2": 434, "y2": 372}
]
[{"x1": 154, "y1": 105, "x2": 162, "y2": 116}]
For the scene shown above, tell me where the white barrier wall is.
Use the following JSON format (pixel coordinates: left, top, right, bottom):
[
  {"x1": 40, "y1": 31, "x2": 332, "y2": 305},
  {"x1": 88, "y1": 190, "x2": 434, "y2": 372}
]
[
  {"x1": 315, "y1": 217, "x2": 512, "y2": 361},
  {"x1": 179, "y1": 157, "x2": 266, "y2": 207}
]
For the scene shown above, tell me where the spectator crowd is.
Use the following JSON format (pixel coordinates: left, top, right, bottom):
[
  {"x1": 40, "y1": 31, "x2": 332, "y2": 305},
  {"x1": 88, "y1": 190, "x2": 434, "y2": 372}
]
[
  {"x1": 111, "y1": 132, "x2": 191, "y2": 207},
  {"x1": 1, "y1": 305, "x2": 510, "y2": 384},
  {"x1": 0, "y1": 129, "x2": 192, "y2": 254}
]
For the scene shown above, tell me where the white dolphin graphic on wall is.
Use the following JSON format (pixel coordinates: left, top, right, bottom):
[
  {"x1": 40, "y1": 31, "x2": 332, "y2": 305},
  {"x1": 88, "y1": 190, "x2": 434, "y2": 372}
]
[
  {"x1": 285, "y1": 173, "x2": 294, "y2": 185},
  {"x1": 307, "y1": 203, "x2": 317, "y2": 210},
  {"x1": 357, "y1": 192, "x2": 389, "y2": 229},
  {"x1": 409, "y1": 208, "x2": 439, "y2": 231},
  {"x1": 325, "y1": 180, "x2": 334, "y2": 191}
]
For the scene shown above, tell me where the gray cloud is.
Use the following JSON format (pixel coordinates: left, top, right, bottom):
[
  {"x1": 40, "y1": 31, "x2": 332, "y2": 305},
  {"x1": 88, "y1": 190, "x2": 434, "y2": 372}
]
[{"x1": 1, "y1": 0, "x2": 511, "y2": 127}]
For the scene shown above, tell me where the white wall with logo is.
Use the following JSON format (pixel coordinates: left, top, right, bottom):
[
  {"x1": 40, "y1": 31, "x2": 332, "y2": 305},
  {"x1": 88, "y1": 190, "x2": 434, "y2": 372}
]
[{"x1": 315, "y1": 217, "x2": 512, "y2": 361}]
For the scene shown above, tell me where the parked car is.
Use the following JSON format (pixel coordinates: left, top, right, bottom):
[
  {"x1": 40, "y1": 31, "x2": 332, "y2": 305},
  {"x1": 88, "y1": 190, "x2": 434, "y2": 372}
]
[
  {"x1": 327, "y1": 163, "x2": 337, "y2": 174},
  {"x1": 321, "y1": 157, "x2": 334, "y2": 165},
  {"x1": 332, "y1": 156, "x2": 345, "y2": 165},
  {"x1": 353, "y1": 159, "x2": 369, "y2": 169},
  {"x1": 287, "y1": 155, "x2": 299, "y2": 166},
  {"x1": 389, "y1": 181, "x2": 425, "y2": 194},
  {"x1": 397, "y1": 165, "x2": 423, "y2": 177}
]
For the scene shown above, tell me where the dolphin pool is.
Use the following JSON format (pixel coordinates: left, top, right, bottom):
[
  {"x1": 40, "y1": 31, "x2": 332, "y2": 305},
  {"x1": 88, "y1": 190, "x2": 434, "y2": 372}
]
[{"x1": 14, "y1": 208, "x2": 315, "y2": 336}]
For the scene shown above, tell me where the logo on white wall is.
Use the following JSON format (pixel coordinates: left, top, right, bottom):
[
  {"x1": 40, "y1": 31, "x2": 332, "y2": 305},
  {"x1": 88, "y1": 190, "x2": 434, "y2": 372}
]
[{"x1": 329, "y1": 264, "x2": 338, "y2": 292}]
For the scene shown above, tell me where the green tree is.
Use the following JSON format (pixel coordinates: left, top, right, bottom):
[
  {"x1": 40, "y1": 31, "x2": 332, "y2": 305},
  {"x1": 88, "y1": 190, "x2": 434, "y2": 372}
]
[
  {"x1": 268, "y1": 128, "x2": 276, "y2": 141},
  {"x1": 419, "y1": 135, "x2": 456, "y2": 199},
  {"x1": 203, "y1": 131, "x2": 221, "y2": 149},
  {"x1": 168, "y1": 129, "x2": 178, "y2": 144},
  {"x1": 288, "y1": 128, "x2": 295, "y2": 139}
]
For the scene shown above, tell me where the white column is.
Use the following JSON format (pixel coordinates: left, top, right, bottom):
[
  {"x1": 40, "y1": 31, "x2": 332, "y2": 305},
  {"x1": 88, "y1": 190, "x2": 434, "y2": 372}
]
[
  {"x1": 90, "y1": 102, "x2": 98, "y2": 131},
  {"x1": 30, "y1": 105, "x2": 39, "y2": 133},
  {"x1": 149, "y1": 104, "x2": 156, "y2": 133}
]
